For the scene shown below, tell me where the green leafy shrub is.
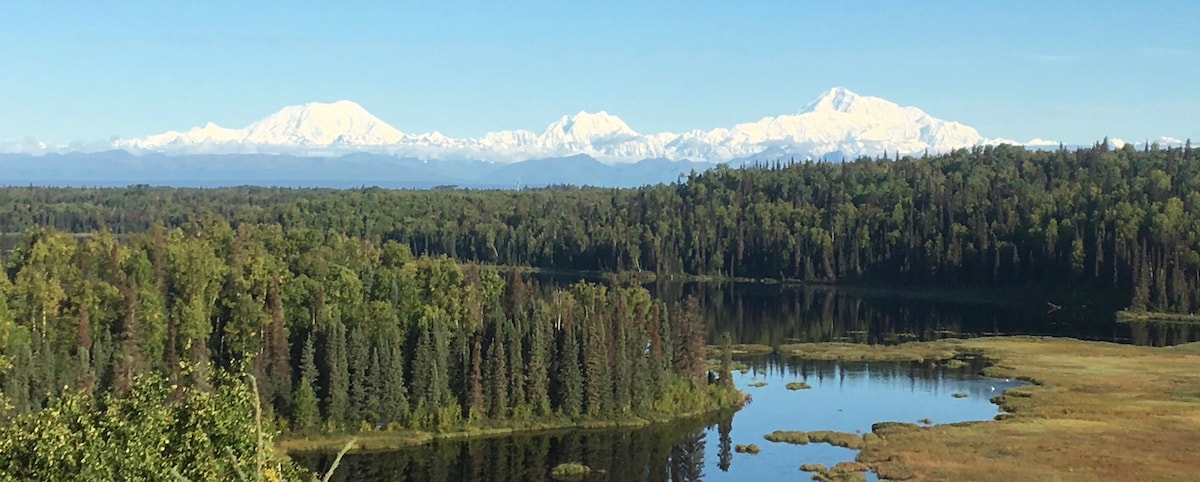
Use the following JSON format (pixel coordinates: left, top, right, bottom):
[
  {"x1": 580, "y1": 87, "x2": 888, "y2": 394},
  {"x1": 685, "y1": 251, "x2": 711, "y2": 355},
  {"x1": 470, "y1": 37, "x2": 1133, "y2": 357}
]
[{"x1": 0, "y1": 372, "x2": 307, "y2": 481}]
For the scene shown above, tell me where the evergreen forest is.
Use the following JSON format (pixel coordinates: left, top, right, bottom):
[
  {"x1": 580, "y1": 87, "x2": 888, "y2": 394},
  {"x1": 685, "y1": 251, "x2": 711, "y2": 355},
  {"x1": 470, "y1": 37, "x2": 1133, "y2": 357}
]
[{"x1": 2, "y1": 142, "x2": 1197, "y2": 313}]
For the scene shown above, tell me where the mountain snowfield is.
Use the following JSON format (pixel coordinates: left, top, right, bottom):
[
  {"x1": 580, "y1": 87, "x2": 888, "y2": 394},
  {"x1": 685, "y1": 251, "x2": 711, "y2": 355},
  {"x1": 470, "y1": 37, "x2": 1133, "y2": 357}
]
[{"x1": 112, "y1": 87, "x2": 1059, "y2": 163}]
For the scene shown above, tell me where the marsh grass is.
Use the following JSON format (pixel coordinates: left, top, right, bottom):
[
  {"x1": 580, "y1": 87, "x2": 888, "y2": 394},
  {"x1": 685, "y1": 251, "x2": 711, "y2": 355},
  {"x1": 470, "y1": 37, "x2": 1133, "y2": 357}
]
[
  {"x1": 852, "y1": 336, "x2": 1200, "y2": 481},
  {"x1": 705, "y1": 343, "x2": 775, "y2": 356},
  {"x1": 763, "y1": 430, "x2": 808, "y2": 444},
  {"x1": 786, "y1": 381, "x2": 813, "y2": 390},
  {"x1": 805, "y1": 430, "x2": 864, "y2": 449},
  {"x1": 871, "y1": 460, "x2": 914, "y2": 480},
  {"x1": 810, "y1": 471, "x2": 866, "y2": 482},
  {"x1": 831, "y1": 461, "x2": 868, "y2": 472},
  {"x1": 951, "y1": 392, "x2": 968, "y2": 398},
  {"x1": 776, "y1": 341, "x2": 963, "y2": 363},
  {"x1": 763, "y1": 430, "x2": 863, "y2": 449},
  {"x1": 749, "y1": 381, "x2": 768, "y2": 387},
  {"x1": 734, "y1": 443, "x2": 760, "y2": 454},
  {"x1": 1116, "y1": 310, "x2": 1200, "y2": 324},
  {"x1": 705, "y1": 358, "x2": 748, "y2": 371},
  {"x1": 806, "y1": 460, "x2": 869, "y2": 482},
  {"x1": 940, "y1": 358, "x2": 969, "y2": 369},
  {"x1": 550, "y1": 462, "x2": 592, "y2": 480}
]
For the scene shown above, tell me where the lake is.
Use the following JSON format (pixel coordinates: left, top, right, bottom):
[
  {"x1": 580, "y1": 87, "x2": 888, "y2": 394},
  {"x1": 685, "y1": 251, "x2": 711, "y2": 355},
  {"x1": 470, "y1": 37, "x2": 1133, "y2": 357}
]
[
  {"x1": 659, "y1": 281, "x2": 1199, "y2": 346},
  {"x1": 297, "y1": 355, "x2": 1023, "y2": 481},
  {"x1": 294, "y1": 281, "x2": 1198, "y2": 480}
]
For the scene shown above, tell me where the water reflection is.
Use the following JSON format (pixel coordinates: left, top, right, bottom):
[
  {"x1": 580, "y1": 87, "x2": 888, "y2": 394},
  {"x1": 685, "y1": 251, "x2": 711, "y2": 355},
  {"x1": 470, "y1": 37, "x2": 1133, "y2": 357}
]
[
  {"x1": 1125, "y1": 320, "x2": 1200, "y2": 347},
  {"x1": 294, "y1": 279, "x2": 1196, "y2": 480},
  {"x1": 295, "y1": 357, "x2": 1020, "y2": 482},
  {"x1": 528, "y1": 276, "x2": 1197, "y2": 347},
  {"x1": 297, "y1": 415, "x2": 717, "y2": 482},
  {"x1": 647, "y1": 282, "x2": 1194, "y2": 346}
]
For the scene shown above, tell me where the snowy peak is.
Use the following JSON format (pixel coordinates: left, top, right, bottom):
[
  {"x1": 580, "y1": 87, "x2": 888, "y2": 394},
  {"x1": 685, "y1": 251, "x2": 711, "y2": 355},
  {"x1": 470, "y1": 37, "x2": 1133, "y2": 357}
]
[
  {"x1": 110, "y1": 88, "x2": 1067, "y2": 163},
  {"x1": 243, "y1": 100, "x2": 403, "y2": 145},
  {"x1": 798, "y1": 86, "x2": 919, "y2": 120},
  {"x1": 802, "y1": 86, "x2": 863, "y2": 113},
  {"x1": 116, "y1": 100, "x2": 405, "y2": 150},
  {"x1": 543, "y1": 110, "x2": 637, "y2": 138}
]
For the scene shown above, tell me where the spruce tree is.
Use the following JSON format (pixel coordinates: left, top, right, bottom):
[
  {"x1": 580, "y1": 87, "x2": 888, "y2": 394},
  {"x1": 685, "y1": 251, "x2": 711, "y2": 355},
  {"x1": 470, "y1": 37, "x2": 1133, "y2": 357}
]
[
  {"x1": 671, "y1": 296, "x2": 705, "y2": 383},
  {"x1": 292, "y1": 334, "x2": 319, "y2": 432},
  {"x1": 410, "y1": 322, "x2": 439, "y2": 414},
  {"x1": 611, "y1": 292, "x2": 632, "y2": 413},
  {"x1": 365, "y1": 346, "x2": 382, "y2": 424},
  {"x1": 525, "y1": 303, "x2": 551, "y2": 416},
  {"x1": 347, "y1": 324, "x2": 370, "y2": 423},
  {"x1": 486, "y1": 331, "x2": 509, "y2": 420},
  {"x1": 718, "y1": 331, "x2": 733, "y2": 388},
  {"x1": 265, "y1": 275, "x2": 291, "y2": 413},
  {"x1": 582, "y1": 302, "x2": 610, "y2": 417},
  {"x1": 323, "y1": 319, "x2": 349, "y2": 426},
  {"x1": 467, "y1": 338, "x2": 484, "y2": 422},
  {"x1": 505, "y1": 319, "x2": 526, "y2": 415},
  {"x1": 556, "y1": 311, "x2": 583, "y2": 417},
  {"x1": 375, "y1": 326, "x2": 408, "y2": 424},
  {"x1": 110, "y1": 270, "x2": 145, "y2": 397}
]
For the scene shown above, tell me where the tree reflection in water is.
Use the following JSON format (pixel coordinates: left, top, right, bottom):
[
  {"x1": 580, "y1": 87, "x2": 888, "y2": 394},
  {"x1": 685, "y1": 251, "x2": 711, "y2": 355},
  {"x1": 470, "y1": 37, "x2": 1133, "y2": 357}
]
[{"x1": 297, "y1": 411, "x2": 726, "y2": 482}]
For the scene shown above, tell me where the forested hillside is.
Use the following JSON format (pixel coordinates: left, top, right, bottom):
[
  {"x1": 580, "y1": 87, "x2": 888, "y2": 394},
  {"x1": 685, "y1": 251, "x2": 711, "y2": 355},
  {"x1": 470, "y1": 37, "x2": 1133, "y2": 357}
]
[
  {"x1": 3, "y1": 142, "x2": 1197, "y2": 313},
  {"x1": 0, "y1": 223, "x2": 727, "y2": 435}
]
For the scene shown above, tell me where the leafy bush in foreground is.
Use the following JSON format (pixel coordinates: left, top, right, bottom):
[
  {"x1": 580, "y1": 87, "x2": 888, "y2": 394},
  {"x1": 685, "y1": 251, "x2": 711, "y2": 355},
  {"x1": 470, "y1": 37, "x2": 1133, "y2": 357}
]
[{"x1": 0, "y1": 372, "x2": 307, "y2": 481}]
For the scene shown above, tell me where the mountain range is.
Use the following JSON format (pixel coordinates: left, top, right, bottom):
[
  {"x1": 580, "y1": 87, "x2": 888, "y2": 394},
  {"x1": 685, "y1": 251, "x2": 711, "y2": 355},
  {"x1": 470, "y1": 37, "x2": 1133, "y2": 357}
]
[
  {"x1": 109, "y1": 87, "x2": 1048, "y2": 163},
  {"x1": 2, "y1": 87, "x2": 1189, "y2": 188}
]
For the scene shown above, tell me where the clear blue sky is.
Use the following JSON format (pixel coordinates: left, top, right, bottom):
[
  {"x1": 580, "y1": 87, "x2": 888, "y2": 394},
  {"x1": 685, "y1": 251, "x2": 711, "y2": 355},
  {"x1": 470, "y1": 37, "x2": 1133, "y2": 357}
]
[{"x1": 2, "y1": 0, "x2": 1197, "y2": 145}]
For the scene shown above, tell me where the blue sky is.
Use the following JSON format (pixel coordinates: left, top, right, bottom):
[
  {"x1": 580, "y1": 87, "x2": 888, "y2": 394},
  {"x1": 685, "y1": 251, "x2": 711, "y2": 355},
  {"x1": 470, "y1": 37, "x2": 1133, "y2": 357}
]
[{"x1": 2, "y1": 0, "x2": 1198, "y2": 145}]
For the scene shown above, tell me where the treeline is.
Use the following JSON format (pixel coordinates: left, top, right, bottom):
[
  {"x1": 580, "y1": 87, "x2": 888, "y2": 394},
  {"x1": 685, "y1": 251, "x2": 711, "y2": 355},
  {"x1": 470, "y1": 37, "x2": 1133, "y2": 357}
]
[
  {"x1": 2, "y1": 142, "x2": 1199, "y2": 313},
  {"x1": 0, "y1": 222, "x2": 731, "y2": 432}
]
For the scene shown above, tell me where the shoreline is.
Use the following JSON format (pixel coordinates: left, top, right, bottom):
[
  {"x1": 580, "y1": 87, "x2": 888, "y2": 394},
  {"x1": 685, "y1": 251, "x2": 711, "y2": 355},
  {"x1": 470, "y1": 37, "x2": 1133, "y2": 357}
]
[
  {"x1": 281, "y1": 336, "x2": 1200, "y2": 480},
  {"x1": 1116, "y1": 309, "x2": 1200, "y2": 325},
  {"x1": 488, "y1": 264, "x2": 1130, "y2": 312},
  {"x1": 778, "y1": 336, "x2": 1200, "y2": 481},
  {"x1": 277, "y1": 391, "x2": 748, "y2": 455}
]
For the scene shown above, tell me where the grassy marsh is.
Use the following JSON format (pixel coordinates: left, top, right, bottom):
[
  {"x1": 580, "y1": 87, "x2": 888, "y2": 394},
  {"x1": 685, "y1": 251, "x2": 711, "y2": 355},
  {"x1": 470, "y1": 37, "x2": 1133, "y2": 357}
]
[
  {"x1": 776, "y1": 341, "x2": 965, "y2": 363},
  {"x1": 704, "y1": 343, "x2": 775, "y2": 356},
  {"x1": 549, "y1": 462, "x2": 591, "y2": 479},
  {"x1": 828, "y1": 337, "x2": 1200, "y2": 481},
  {"x1": 762, "y1": 430, "x2": 864, "y2": 449}
]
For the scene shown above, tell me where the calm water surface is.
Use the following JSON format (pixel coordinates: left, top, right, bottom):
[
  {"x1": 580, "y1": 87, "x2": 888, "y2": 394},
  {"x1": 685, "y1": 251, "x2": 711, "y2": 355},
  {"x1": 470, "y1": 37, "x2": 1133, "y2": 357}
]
[
  {"x1": 295, "y1": 281, "x2": 1195, "y2": 480},
  {"x1": 298, "y1": 356, "x2": 1022, "y2": 481}
]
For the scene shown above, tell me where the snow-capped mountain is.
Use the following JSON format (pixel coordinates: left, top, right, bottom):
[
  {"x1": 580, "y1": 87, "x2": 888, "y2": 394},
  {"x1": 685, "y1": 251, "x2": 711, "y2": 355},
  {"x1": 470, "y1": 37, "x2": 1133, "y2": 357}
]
[
  {"x1": 1108, "y1": 136, "x2": 1190, "y2": 149},
  {"x1": 116, "y1": 100, "x2": 404, "y2": 150},
  {"x1": 660, "y1": 87, "x2": 989, "y2": 161},
  {"x1": 109, "y1": 88, "x2": 1060, "y2": 163}
]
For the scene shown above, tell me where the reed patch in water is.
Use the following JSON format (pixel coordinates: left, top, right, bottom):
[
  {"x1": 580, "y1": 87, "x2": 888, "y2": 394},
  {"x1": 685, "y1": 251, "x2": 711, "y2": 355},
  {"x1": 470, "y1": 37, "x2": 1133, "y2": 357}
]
[
  {"x1": 763, "y1": 430, "x2": 808, "y2": 444},
  {"x1": 550, "y1": 462, "x2": 591, "y2": 480}
]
